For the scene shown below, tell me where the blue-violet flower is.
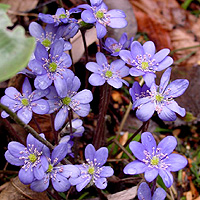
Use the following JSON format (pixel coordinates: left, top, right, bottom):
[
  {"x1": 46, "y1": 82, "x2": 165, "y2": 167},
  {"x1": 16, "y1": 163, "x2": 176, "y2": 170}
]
[
  {"x1": 130, "y1": 68, "x2": 189, "y2": 122},
  {"x1": 78, "y1": 0, "x2": 127, "y2": 38},
  {"x1": 28, "y1": 40, "x2": 72, "y2": 97},
  {"x1": 86, "y1": 52, "x2": 129, "y2": 88},
  {"x1": 123, "y1": 132, "x2": 188, "y2": 188},
  {"x1": 1, "y1": 77, "x2": 49, "y2": 124},
  {"x1": 119, "y1": 41, "x2": 173, "y2": 87},
  {"x1": 69, "y1": 144, "x2": 114, "y2": 191},
  {"x1": 5, "y1": 133, "x2": 49, "y2": 185},
  {"x1": 30, "y1": 143, "x2": 80, "y2": 192}
]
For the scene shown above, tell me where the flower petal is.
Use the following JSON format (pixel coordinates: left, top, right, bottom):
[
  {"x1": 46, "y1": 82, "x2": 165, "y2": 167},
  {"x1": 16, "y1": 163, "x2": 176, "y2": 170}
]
[
  {"x1": 166, "y1": 100, "x2": 185, "y2": 117},
  {"x1": 34, "y1": 74, "x2": 52, "y2": 90},
  {"x1": 8, "y1": 141, "x2": 25, "y2": 157},
  {"x1": 28, "y1": 59, "x2": 46, "y2": 75},
  {"x1": 22, "y1": 77, "x2": 32, "y2": 97},
  {"x1": 158, "y1": 106, "x2": 177, "y2": 121},
  {"x1": 51, "y1": 143, "x2": 68, "y2": 165},
  {"x1": 129, "y1": 141, "x2": 146, "y2": 161},
  {"x1": 52, "y1": 173, "x2": 71, "y2": 192},
  {"x1": 89, "y1": 73, "x2": 105, "y2": 86},
  {"x1": 100, "y1": 166, "x2": 114, "y2": 177},
  {"x1": 29, "y1": 22, "x2": 45, "y2": 40},
  {"x1": 5, "y1": 87, "x2": 21, "y2": 100},
  {"x1": 153, "y1": 49, "x2": 170, "y2": 63},
  {"x1": 17, "y1": 108, "x2": 32, "y2": 124},
  {"x1": 73, "y1": 103, "x2": 90, "y2": 117},
  {"x1": 107, "y1": 9, "x2": 126, "y2": 18},
  {"x1": 165, "y1": 154, "x2": 187, "y2": 172},
  {"x1": 143, "y1": 72, "x2": 156, "y2": 87},
  {"x1": 81, "y1": 10, "x2": 96, "y2": 23},
  {"x1": 158, "y1": 169, "x2": 173, "y2": 188},
  {"x1": 156, "y1": 56, "x2": 173, "y2": 71},
  {"x1": 26, "y1": 133, "x2": 45, "y2": 151},
  {"x1": 107, "y1": 78, "x2": 123, "y2": 89},
  {"x1": 95, "y1": 147, "x2": 108, "y2": 166},
  {"x1": 141, "y1": 132, "x2": 157, "y2": 155},
  {"x1": 159, "y1": 67, "x2": 171, "y2": 93},
  {"x1": 61, "y1": 165, "x2": 80, "y2": 178},
  {"x1": 5, "y1": 150, "x2": 24, "y2": 166},
  {"x1": 164, "y1": 79, "x2": 189, "y2": 98},
  {"x1": 95, "y1": 177, "x2": 107, "y2": 189},
  {"x1": 50, "y1": 39, "x2": 64, "y2": 58},
  {"x1": 136, "y1": 101, "x2": 155, "y2": 122},
  {"x1": 123, "y1": 160, "x2": 147, "y2": 175},
  {"x1": 131, "y1": 41, "x2": 144, "y2": 59},
  {"x1": 85, "y1": 144, "x2": 96, "y2": 161},
  {"x1": 129, "y1": 67, "x2": 145, "y2": 76},
  {"x1": 144, "y1": 168, "x2": 158, "y2": 182},
  {"x1": 76, "y1": 177, "x2": 91, "y2": 192},
  {"x1": 54, "y1": 107, "x2": 68, "y2": 131},
  {"x1": 34, "y1": 42, "x2": 48, "y2": 62},
  {"x1": 19, "y1": 167, "x2": 34, "y2": 185},
  {"x1": 30, "y1": 176, "x2": 49, "y2": 192},
  {"x1": 157, "y1": 136, "x2": 177, "y2": 155},
  {"x1": 32, "y1": 88, "x2": 50, "y2": 101},
  {"x1": 143, "y1": 41, "x2": 156, "y2": 57},
  {"x1": 54, "y1": 75, "x2": 68, "y2": 98},
  {"x1": 137, "y1": 182, "x2": 151, "y2": 200},
  {"x1": 109, "y1": 17, "x2": 127, "y2": 28},
  {"x1": 152, "y1": 187, "x2": 167, "y2": 200},
  {"x1": 96, "y1": 52, "x2": 107, "y2": 66},
  {"x1": 32, "y1": 99, "x2": 49, "y2": 114},
  {"x1": 72, "y1": 89, "x2": 93, "y2": 104},
  {"x1": 119, "y1": 50, "x2": 133, "y2": 65},
  {"x1": 96, "y1": 22, "x2": 107, "y2": 39},
  {"x1": 86, "y1": 62, "x2": 102, "y2": 73}
]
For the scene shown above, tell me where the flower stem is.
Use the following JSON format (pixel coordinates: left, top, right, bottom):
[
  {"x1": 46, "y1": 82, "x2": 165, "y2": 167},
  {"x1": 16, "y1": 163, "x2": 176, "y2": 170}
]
[
  {"x1": 151, "y1": 177, "x2": 157, "y2": 195},
  {"x1": 50, "y1": 113, "x2": 58, "y2": 145},
  {"x1": 93, "y1": 83, "x2": 111, "y2": 149}
]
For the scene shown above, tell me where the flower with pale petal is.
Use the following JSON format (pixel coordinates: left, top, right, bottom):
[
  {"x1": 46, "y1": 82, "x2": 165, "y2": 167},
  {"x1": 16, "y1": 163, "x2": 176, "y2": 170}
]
[
  {"x1": 1, "y1": 77, "x2": 49, "y2": 124},
  {"x1": 124, "y1": 132, "x2": 187, "y2": 188},
  {"x1": 69, "y1": 144, "x2": 114, "y2": 191}
]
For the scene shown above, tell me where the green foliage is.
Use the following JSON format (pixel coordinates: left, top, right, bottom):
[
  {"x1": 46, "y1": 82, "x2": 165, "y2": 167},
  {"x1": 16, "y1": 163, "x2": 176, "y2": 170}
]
[
  {"x1": 0, "y1": 3, "x2": 35, "y2": 82},
  {"x1": 190, "y1": 151, "x2": 200, "y2": 187}
]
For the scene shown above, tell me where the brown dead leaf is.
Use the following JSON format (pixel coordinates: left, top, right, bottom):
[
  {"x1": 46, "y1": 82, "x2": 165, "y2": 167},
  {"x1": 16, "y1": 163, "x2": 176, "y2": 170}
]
[
  {"x1": 184, "y1": 191, "x2": 193, "y2": 200},
  {"x1": 130, "y1": 0, "x2": 200, "y2": 67},
  {"x1": 111, "y1": 91, "x2": 123, "y2": 104},
  {"x1": 0, "y1": 0, "x2": 39, "y2": 23},
  {"x1": 116, "y1": 131, "x2": 129, "y2": 159},
  {"x1": 195, "y1": 196, "x2": 200, "y2": 200},
  {"x1": 107, "y1": 186, "x2": 137, "y2": 200},
  {"x1": 0, "y1": 176, "x2": 49, "y2": 200}
]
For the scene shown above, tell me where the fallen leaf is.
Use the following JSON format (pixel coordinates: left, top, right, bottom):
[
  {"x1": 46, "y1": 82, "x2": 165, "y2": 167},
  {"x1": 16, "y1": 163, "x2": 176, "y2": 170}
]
[
  {"x1": 0, "y1": 176, "x2": 49, "y2": 200},
  {"x1": 107, "y1": 186, "x2": 137, "y2": 200}
]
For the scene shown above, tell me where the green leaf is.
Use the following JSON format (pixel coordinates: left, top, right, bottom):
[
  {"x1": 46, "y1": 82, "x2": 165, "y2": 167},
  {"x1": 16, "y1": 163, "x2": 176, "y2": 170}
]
[{"x1": 0, "y1": 4, "x2": 35, "y2": 82}]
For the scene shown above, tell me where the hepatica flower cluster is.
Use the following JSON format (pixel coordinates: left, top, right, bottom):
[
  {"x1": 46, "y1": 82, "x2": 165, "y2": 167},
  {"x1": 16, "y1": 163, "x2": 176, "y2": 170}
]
[{"x1": 1, "y1": 0, "x2": 190, "y2": 198}]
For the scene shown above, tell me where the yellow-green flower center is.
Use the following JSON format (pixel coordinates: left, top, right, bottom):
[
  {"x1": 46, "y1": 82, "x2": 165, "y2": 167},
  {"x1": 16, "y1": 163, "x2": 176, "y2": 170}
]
[
  {"x1": 59, "y1": 14, "x2": 67, "y2": 19},
  {"x1": 88, "y1": 166, "x2": 95, "y2": 175},
  {"x1": 49, "y1": 62, "x2": 57, "y2": 72},
  {"x1": 62, "y1": 97, "x2": 71, "y2": 105},
  {"x1": 115, "y1": 48, "x2": 120, "y2": 52},
  {"x1": 96, "y1": 10, "x2": 104, "y2": 19},
  {"x1": 28, "y1": 154, "x2": 37, "y2": 163},
  {"x1": 150, "y1": 156, "x2": 159, "y2": 165},
  {"x1": 155, "y1": 93, "x2": 164, "y2": 102},
  {"x1": 141, "y1": 62, "x2": 149, "y2": 70},
  {"x1": 42, "y1": 39, "x2": 51, "y2": 47},
  {"x1": 47, "y1": 164, "x2": 53, "y2": 173},
  {"x1": 21, "y1": 98, "x2": 29, "y2": 106},
  {"x1": 105, "y1": 70, "x2": 113, "y2": 78}
]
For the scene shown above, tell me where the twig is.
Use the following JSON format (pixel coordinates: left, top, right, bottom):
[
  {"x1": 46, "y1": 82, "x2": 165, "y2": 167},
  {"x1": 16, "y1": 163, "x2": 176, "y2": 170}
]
[
  {"x1": 7, "y1": 10, "x2": 38, "y2": 17},
  {"x1": 170, "y1": 44, "x2": 200, "y2": 55}
]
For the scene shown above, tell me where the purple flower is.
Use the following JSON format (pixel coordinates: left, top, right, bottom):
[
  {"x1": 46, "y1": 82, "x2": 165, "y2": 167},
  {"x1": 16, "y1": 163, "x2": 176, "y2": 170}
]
[
  {"x1": 29, "y1": 22, "x2": 72, "y2": 51},
  {"x1": 119, "y1": 41, "x2": 173, "y2": 87},
  {"x1": 5, "y1": 133, "x2": 49, "y2": 185},
  {"x1": 28, "y1": 40, "x2": 72, "y2": 97},
  {"x1": 69, "y1": 144, "x2": 114, "y2": 191},
  {"x1": 60, "y1": 118, "x2": 85, "y2": 137},
  {"x1": 104, "y1": 33, "x2": 133, "y2": 56},
  {"x1": 124, "y1": 132, "x2": 188, "y2": 188},
  {"x1": 131, "y1": 68, "x2": 189, "y2": 122},
  {"x1": 30, "y1": 143, "x2": 80, "y2": 192},
  {"x1": 78, "y1": 0, "x2": 127, "y2": 38},
  {"x1": 138, "y1": 182, "x2": 166, "y2": 200},
  {"x1": 59, "y1": 135, "x2": 74, "y2": 157},
  {"x1": 39, "y1": 8, "x2": 77, "y2": 26},
  {"x1": 46, "y1": 73, "x2": 93, "y2": 131},
  {"x1": 1, "y1": 77, "x2": 49, "y2": 124},
  {"x1": 86, "y1": 52, "x2": 129, "y2": 88}
]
